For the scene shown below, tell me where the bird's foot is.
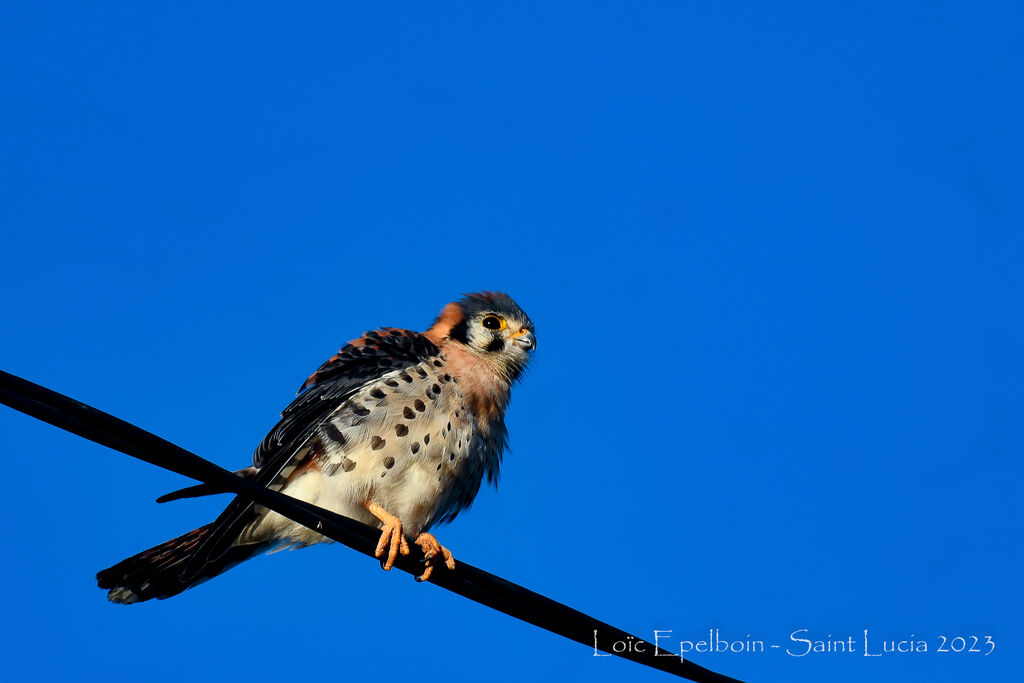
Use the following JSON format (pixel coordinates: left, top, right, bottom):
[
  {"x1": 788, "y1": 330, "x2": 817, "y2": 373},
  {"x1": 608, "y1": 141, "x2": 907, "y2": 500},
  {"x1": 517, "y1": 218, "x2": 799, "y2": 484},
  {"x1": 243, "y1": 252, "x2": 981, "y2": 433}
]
[
  {"x1": 365, "y1": 501, "x2": 410, "y2": 571},
  {"x1": 414, "y1": 532, "x2": 455, "y2": 582}
]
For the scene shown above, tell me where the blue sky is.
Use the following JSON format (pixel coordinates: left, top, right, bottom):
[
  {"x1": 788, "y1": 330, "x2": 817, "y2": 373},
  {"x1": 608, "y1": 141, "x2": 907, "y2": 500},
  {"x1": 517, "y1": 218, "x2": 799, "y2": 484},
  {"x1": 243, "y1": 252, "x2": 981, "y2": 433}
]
[{"x1": 1, "y1": 3, "x2": 1020, "y2": 682}]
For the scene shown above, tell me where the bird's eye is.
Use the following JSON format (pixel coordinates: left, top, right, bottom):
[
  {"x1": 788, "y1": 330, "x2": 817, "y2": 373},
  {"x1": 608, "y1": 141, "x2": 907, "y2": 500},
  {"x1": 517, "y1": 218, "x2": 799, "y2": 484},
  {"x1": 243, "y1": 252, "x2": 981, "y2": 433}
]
[{"x1": 481, "y1": 315, "x2": 504, "y2": 330}]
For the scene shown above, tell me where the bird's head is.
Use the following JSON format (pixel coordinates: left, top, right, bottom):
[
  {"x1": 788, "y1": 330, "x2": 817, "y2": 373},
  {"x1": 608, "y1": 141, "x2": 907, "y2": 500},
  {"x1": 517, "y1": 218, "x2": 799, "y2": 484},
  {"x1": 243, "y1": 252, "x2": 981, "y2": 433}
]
[{"x1": 425, "y1": 291, "x2": 536, "y2": 383}]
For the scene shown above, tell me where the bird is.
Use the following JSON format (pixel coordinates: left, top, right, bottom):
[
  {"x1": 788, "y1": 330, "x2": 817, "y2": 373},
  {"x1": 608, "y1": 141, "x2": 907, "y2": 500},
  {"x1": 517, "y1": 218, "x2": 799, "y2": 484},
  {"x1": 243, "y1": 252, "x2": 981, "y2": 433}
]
[{"x1": 97, "y1": 291, "x2": 536, "y2": 603}]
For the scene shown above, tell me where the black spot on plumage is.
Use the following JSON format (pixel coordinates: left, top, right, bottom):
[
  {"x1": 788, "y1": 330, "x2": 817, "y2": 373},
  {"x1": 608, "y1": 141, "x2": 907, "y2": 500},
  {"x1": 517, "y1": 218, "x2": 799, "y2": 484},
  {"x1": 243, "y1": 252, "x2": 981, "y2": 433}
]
[
  {"x1": 322, "y1": 422, "x2": 347, "y2": 447},
  {"x1": 383, "y1": 456, "x2": 395, "y2": 469},
  {"x1": 395, "y1": 424, "x2": 408, "y2": 437},
  {"x1": 371, "y1": 436, "x2": 385, "y2": 450},
  {"x1": 403, "y1": 406, "x2": 415, "y2": 419},
  {"x1": 416, "y1": 367, "x2": 428, "y2": 378},
  {"x1": 443, "y1": 373, "x2": 452, "y2": 382},
  {"x1": 414, "y1": 399, "x2": 426, "y2": 412},
  {"x1": 400, "y1": 372, "x2": 413, "y2": 383},
  {"x1": 370, "y1": 388, "x2": 386, "y2": 400},
  {"x1": 342, "y1": 457, "x2": 356, "y2": 472},
  {"x1": 485, "y1": 337, "x2": 504, "y2": 353},
  {"x1": 431, "y1": 383, "x2": 441, "y2": 395},
  {"x1": 411, "y1": 442, "x2": 420, "y2": 454},
  {"x1": 351, "y1": 403, "x2": 370, "y2": 417},
  {"x1": 423, "y1": 433, "x2": 430, "y2": 445},
  {"x1": 447, "y1": 421, "x2": 452, "y2": 431},
  {"x1": 385, "y1": 379, "x2": 399, "y2": 388},
  {"x1": 433, "y1": 359, "x2": 443, "y2": 367}
]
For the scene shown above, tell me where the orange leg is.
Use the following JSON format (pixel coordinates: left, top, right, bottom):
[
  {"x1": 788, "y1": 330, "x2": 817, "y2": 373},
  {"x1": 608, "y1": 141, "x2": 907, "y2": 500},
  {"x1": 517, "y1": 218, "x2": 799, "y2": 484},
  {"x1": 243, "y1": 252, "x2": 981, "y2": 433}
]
[
  {"x1": 414, "y1": 532, "x2": 456, "y2": 582},
  {"x1": 364, "y1": 501, "x2": 410, "y2": 571}
]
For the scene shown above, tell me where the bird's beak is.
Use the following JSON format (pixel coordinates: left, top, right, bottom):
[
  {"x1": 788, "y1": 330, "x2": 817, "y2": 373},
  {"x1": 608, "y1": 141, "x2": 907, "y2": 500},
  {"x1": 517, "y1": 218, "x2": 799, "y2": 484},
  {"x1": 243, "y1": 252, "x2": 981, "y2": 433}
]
[{"x1": 512, "y1": 329, "x2": 536, "y2": 352}]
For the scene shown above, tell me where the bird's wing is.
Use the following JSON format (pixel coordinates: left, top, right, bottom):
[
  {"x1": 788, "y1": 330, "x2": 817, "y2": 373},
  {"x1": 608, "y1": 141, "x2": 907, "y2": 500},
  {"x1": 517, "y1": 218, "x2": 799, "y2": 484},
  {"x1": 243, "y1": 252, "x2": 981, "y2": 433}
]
[
  {"x1": 252, "y1": 327, "x2": 439, "y2": 470},
  {"x1": 176, "y1": 327, "x2": 441, "y2": 580}
]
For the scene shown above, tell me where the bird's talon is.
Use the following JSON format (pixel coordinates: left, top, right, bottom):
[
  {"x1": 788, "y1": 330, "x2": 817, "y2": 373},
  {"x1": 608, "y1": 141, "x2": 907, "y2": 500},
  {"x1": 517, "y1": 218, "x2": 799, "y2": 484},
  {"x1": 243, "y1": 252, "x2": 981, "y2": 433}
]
[
  {"x1": 366, "y1": 501, "x2": 409, "y2": 572},
  {"x1": 414, "y1": 532, "x2": 455, "y2": 581}
]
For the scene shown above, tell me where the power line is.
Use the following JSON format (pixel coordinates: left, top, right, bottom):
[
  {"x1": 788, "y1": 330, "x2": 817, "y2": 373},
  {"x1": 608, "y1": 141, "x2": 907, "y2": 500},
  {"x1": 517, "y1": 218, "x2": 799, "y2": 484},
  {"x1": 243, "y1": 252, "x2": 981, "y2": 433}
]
[{"x1": 0, "y1": 369, "x2": 744, "y2": 683}]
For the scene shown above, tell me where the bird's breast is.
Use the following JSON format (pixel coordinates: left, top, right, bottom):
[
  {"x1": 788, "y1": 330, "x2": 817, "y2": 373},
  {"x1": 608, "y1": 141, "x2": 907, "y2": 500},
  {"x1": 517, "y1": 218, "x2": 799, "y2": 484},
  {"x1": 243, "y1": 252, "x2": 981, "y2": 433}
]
[{"x1": 278, "y1": 355, "x2": 485, "y2": 538}]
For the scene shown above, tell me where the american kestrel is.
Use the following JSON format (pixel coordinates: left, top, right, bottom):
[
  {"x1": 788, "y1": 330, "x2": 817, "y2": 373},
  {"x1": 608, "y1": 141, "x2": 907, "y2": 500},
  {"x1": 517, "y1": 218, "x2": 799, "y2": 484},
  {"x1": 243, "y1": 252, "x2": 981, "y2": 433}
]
[{"x1": 97, "y1": 292, "x2": 536, "y2": 603}]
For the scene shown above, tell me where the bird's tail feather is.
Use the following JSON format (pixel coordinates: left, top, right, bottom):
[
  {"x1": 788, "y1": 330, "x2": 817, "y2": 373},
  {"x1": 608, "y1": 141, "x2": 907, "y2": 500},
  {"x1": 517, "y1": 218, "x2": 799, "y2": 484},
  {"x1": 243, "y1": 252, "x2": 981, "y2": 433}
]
[{"x1": 97, "y1": 524, "x2": 265, "y2": 604}]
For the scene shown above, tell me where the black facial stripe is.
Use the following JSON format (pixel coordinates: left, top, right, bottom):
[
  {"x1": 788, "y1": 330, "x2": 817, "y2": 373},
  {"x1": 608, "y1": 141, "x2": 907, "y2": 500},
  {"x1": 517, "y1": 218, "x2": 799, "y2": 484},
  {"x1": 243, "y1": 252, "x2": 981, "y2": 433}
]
[
  {"x1": 485, "y1": 336, "x2": 505, "y2": 353},
  {"x1": 449, "y1": 316, "x2": 469, "y2": 343}
]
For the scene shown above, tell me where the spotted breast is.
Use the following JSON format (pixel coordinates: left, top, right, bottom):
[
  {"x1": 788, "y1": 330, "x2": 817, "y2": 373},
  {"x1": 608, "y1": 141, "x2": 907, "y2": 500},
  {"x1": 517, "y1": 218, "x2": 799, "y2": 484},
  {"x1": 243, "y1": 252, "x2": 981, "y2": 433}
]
[{"x1": 248, "y1": 331, "x2": 498, "y2": 548}]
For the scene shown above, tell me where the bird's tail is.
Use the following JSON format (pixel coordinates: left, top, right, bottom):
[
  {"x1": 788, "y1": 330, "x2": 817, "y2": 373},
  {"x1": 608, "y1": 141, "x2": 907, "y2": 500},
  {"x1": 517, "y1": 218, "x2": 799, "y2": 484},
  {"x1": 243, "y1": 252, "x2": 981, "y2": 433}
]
[{"x1": 97, "y1": 524, "x2": 264, "y2": 604}]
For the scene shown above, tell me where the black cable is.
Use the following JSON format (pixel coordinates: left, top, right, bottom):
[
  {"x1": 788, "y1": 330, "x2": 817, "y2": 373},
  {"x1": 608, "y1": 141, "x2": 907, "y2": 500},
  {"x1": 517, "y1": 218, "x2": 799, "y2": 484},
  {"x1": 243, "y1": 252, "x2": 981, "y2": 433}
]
[{"x1": 0, "y1": 369, "x2": 744, "y2": 683}]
